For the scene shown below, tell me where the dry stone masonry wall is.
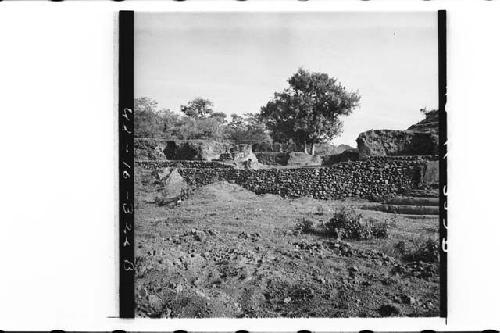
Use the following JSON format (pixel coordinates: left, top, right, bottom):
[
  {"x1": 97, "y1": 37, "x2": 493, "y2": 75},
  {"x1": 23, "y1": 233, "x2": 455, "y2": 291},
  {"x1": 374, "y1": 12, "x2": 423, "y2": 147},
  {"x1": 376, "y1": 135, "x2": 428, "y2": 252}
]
[
  {"x1": 173, "y1": 155, "x2": 438, "y2": 200},
  {"x1": 136, "y1": 160, "x2": 234, "y2": 170}
]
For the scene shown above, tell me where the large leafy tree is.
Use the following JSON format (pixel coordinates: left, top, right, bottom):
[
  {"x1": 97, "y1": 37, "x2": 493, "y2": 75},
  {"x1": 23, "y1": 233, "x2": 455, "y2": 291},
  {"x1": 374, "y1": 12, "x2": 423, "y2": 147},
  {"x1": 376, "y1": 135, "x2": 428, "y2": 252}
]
[{"x1": 260, "y1": 68, "x2": 360, "y2": 154}]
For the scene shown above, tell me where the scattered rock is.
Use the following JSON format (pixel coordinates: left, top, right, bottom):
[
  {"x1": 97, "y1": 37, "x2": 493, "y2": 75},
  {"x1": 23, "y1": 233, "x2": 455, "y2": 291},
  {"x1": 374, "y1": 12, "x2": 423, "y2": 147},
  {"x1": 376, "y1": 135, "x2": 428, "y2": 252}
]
[
  {"x1": 147, "y1": 294, "x2": 163, "y2": 313},
  {"x1": 402, "y1": 295, "x2": 417, "y2": 305}
]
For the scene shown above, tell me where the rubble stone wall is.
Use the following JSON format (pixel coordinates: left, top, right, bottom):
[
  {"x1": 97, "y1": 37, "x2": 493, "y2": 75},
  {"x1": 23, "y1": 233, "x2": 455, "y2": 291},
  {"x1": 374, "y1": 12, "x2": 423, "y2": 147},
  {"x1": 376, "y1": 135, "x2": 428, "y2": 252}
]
[{"x1": 174, "y1": 156, "x2": 438, "y2": 200}]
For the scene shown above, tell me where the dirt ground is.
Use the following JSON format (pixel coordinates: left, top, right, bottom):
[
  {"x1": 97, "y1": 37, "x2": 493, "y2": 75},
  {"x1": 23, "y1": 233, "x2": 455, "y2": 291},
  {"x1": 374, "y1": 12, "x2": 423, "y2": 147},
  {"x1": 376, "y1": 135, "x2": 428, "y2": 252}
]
[{"x1": 134, "y1": 167, "x2": 440, "y2": 318}]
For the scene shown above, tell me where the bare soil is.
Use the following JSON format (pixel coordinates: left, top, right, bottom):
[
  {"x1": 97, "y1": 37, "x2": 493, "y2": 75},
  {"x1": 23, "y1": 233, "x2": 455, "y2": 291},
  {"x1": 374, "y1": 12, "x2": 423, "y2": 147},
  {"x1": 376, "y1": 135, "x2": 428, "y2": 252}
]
[{"x1": 135, "y1": 167, "x2": 440, "y2": 318}]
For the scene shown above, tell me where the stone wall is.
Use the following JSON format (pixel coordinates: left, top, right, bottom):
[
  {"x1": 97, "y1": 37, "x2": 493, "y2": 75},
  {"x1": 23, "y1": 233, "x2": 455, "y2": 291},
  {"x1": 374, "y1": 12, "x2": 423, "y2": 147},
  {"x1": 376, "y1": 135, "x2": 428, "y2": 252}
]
[
  {"x1": 174, "y1": 155, "x2": 438, "y2": 200},
  {"x1": 135, "y1": 160, "x2": 234, "y2": 170}
]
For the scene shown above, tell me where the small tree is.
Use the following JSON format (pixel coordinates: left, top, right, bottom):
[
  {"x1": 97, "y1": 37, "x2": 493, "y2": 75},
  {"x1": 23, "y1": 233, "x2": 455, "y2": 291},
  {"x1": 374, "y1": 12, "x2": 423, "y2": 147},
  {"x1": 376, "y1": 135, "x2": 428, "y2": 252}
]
[{"x1": 260, "y1": 68, "x2": 360, "y2": 154}]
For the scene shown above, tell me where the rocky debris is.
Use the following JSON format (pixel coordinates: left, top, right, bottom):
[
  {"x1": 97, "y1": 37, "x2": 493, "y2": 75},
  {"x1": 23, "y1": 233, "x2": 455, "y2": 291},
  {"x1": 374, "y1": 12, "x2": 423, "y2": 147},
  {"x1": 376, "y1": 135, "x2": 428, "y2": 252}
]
[
  {"x1": 192, "y1": 230, "x2": 207, "y2": 242},
  {"x1": 238, "y1": 232, "x2": 261, "y2": 241},
  {"x1": 401, "y1": 294, "x2": 417, "y2": 305},
  {"x1": 176, "y1": 156, "x2": 437, "y2": 200},
  {"x1": 357, "y1": 129, "x2": 439, "y2": 159},
  {"x1": 391, "y1": 261, "x2": 437, "y2": 280}
]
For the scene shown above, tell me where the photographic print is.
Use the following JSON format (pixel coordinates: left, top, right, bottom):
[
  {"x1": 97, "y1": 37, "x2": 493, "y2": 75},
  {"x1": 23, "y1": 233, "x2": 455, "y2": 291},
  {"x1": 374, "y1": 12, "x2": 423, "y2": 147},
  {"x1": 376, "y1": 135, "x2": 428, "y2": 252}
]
[{"x1": 126, "y1": 11, "x2": 446, "y2": 318}]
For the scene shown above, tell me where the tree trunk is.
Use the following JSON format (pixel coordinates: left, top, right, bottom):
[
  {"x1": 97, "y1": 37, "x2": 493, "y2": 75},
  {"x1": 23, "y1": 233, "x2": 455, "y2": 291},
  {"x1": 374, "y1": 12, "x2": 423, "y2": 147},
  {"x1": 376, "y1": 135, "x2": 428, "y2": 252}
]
[
  {"x1": 311, "y1": 143, "x2": 315, "y2": 155},
  {"x1": 304, "y1": 141, "x2": 308, "y2": 154}
]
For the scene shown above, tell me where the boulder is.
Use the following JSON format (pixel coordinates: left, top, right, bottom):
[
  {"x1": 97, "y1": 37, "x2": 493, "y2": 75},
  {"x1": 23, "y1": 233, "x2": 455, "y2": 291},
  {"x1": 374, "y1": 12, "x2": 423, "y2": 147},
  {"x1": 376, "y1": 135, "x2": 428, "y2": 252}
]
[
  {"x1": 356, "y1": 129, "x2": 438, "y2": 159},
  {"x1": 154, "y1": 168, "x2": 190, "y2": 204}
]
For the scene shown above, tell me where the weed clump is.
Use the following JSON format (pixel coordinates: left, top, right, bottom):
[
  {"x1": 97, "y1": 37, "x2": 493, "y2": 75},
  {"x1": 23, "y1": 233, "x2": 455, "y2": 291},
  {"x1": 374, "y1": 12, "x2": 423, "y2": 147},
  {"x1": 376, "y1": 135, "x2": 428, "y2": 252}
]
[{"x1": 323, "y1": 207, "x2": 389, "y2": 240}]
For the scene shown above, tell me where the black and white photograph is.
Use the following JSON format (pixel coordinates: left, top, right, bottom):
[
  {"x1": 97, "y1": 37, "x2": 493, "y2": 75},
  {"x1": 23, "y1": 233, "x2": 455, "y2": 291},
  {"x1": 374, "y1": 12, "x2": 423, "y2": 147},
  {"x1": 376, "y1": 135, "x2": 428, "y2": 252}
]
[{"x1": 132, "y1": 11, "x2": 444, "y2": 318}]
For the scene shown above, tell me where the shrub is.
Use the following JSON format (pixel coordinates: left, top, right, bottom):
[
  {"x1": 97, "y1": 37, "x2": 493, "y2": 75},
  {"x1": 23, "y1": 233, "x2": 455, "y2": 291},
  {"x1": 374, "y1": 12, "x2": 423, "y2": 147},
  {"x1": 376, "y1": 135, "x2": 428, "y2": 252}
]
[
  {"x1": 394, "y1": 238, "x2": 439, "y2": 263},
  {"x1": 407, "y1": 238, "x2": 439, "y2": 263},
  {"x1": 324, "y1": 207, "x2": 389, "y2": 240},
  {"x1": 295, "y1": 218, "x2": 315, "y2": 234},
  {"x1": 324, "y1": 207, "x2": 366, "y2": 240},
  {"x1": 369, "y1": 219, "x2": 389, "y2": 239}
]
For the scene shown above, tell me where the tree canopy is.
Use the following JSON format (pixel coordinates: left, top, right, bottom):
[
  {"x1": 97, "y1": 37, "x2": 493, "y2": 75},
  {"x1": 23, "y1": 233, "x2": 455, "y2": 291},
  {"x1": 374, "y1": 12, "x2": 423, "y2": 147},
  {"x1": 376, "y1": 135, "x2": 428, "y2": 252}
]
[
  {"x1": 134, "y1": 97, "x2": 181, "y2": 138},
  {"x1": 224, "y1": 113, "x2": 271, "y2": 145},
  {"x1": 134, "y1": 97, "x2": 232, "y2": 141},
  {"x1": 180, "y1": 97, "x2": 215, "y2": 119},
  {"x1": 260, "y1": 68, "x2": 360, "y2": 153}
]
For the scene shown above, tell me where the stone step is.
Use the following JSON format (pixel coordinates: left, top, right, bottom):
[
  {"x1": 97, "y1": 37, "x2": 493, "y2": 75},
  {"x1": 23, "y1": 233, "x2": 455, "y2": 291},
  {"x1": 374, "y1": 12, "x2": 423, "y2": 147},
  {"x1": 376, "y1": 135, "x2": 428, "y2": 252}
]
[
  {"x1": 384, "y1": 196, "x2": 439, "y2": 206},
  {"x1": 361, "y1": 204, "x2": 439, "y2": 215}
]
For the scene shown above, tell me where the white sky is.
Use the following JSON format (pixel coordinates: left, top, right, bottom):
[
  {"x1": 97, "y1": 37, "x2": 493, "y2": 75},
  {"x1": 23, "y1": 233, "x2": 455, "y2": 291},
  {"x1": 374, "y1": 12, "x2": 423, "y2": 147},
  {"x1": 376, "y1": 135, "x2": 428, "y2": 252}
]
[{"x1": 135, "y1": 12, "x2": 438, "y2": 146}]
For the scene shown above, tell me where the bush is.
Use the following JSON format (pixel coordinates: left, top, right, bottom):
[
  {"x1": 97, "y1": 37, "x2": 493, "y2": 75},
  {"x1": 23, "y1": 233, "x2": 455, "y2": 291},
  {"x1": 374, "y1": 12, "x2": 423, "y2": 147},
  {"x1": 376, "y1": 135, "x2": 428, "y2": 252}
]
[
  {"x1": 369, "y1": 219, "x2": 389, "y2": 239},
  {"x1": 295, "y1": 218, "x2": 315, "y2": 234},
  {"x1": 407, "y1": 238, "x2": 439, "y2": 263},
  {"x1": 394, "y1": 238, "x2": 439, "y2": 263},
  {"x1": 324, "y1": 207, "x2": 366, "y2": 240},
  {"x1": 324, "y1": 207, "x2": 389, "y2": 240}
]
